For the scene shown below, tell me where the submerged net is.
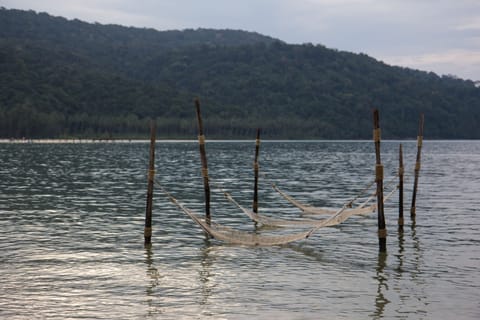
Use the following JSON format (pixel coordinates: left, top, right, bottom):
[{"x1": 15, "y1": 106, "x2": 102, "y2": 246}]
[
  {"x1": 271, "y1": 184, "x2": 376, "y2": 215},
  {"x1": 270, "y1": 175, "x2": 398, "y2": 216},
  {"x1": 224, "y1": 192, "x2": 327, "y2": 227},
  {"x1": 193, "y1": 216, "x2": 315, "y2": 246},
  {"x1": 223, "y1": 185, "x2": 398, "y2": 228}
]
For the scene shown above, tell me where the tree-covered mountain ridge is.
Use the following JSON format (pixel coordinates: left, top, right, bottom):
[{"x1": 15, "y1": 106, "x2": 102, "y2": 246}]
[{"x1": 1, "y1": 8, "x2": 479, "y2": 139}]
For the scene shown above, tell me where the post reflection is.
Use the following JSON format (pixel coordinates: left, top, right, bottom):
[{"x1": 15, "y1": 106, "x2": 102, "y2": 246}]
[
  {"x1": 372, "y1": 220, "x2": 427, "y2": 319},
  {"x1": 144, "y1": 245, "x2": 161, "y2": 316},
  {"x1": 372, "y1": 252, "x2": 390, "y2": 319},
  {"x1": 409, "y1": 221, "x2": 428, "y2": 314},
  {"x1": 197, "y1": 238, "x2": 216, "y2": 306},
  {"x1": 396, "y1": 231, "x2": 405, "y2": 274},
  {"x1": 410, "y1": 220, "x2": 423, "y2": 281},
  {"x1": 145, "y1": 245, "x2": 160, "y2": 293}
]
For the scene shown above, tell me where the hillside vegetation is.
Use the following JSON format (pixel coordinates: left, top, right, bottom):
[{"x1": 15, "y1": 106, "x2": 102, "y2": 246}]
[{"x1": 1, "y1": 8, "x2": 479, "y2": 139}]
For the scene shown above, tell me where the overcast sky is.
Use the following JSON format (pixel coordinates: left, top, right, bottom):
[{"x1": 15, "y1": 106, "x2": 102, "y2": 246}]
[{"x1": 2, "y1": 0, "x2": 480, "y2": 81}]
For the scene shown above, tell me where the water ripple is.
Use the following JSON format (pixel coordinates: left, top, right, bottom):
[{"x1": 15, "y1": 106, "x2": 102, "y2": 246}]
[{"x1": 1, "y1": 141, "x2": 479, "y2": 319}]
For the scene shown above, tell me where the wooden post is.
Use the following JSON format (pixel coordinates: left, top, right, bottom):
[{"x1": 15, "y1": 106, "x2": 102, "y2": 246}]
[
  {"x1": 144, "y1": 120, "x2": 156, "y2": 245},
  {"x1": 195, "y1": 98, "x2": 211, "y2": 225},
  {"x1": 373, "y1": 109, "x2": 387, "y2": 252},
  {"x1": 253, "y1": 128, "x2": 261, "y2": 213},
  {"x1": 398, "y1": 144, "x2": 404, "y2": 231},
  {"x1": 410, "y1": 113, "x2": 424, "y2": 220}
]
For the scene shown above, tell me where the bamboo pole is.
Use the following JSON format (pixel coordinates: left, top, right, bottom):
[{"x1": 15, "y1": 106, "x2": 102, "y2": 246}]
[
  {"x1": 253, "y1": 128, "x2": 261, "y2": 214},
  {"x1": 373, "y1": 109, "x2": 387, "y2": 252},
  {"x1": 410, "y1": 113, "x2": 425, "y2": 220},
  {"x1": 144, "y1": 120, "x2": 156, "y2": 245},
  {"x1": 398, "y1": 144, "x2": 404, "y2": 231},
  {"x1": 195, "y1": 98, "x2": 211, "y2": 225}
]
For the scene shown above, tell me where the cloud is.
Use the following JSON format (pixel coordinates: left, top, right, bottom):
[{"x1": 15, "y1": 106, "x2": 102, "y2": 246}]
[
  {"x1": 380, "y1": 49, "x2": 480, "y2": 80},
  {"x1": 455, "y1": 18, "x2": 480, "y2": 31}
]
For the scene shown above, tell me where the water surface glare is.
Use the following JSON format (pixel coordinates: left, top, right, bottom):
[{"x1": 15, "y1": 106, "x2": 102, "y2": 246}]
[{"x1": 1, "y1": 141, "x2": 479, "y2": 319}]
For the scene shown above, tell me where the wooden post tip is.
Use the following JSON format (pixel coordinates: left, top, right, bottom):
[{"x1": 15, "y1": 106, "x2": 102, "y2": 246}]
[{"x1": 373, "y1": 109, "x2": 380, "y2": 127}]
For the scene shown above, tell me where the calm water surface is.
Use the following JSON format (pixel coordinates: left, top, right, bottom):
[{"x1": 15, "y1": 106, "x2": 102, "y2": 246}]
[{"x1": 0, "y1": 141, "x2": 479, "y2": 319}]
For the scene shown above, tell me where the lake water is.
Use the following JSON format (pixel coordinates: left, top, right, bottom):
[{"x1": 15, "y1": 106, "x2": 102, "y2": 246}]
[{"x1": 0, "y1": 140, "x2": 479, "y2": 319}]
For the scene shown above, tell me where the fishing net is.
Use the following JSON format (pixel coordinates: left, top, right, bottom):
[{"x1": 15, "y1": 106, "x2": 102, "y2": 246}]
[
  {"x1": 154, "y1": 176, "x2": 397, "y2": 246},
  {"x1": 223, "y1": 185, "x2": 397, "y2": 228},
  {"x1": 271, "y1": 184, "x2": 374, "y2": 215},
  {"x1": 269, "y1": 174, "x2": 398, "y2": 216},
  {"x1": 155, "y1": 182, "x2": 316, "y2": 246}
]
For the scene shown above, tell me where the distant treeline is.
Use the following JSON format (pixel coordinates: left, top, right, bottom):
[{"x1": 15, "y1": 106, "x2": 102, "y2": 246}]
[{"x1": 1, "y1": 8, "x2": 480, "y2": 139}]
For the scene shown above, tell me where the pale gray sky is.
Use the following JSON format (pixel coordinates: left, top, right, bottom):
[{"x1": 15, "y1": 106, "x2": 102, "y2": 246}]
[{"x1": 2, "y1": 0, "x2": 480, "y2": 81}]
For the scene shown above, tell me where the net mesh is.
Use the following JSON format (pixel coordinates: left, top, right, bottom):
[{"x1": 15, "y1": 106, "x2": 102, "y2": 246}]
[
  {"x1": 156, "y1": 182, "x2": 315, "y2": 246},
  {"x1": 272, "y1": 183, "x2": 376, "y2": 215},
  {"x1": 223, "y1": 186, "x2": 397, "y2": 228},
  {"x1": 270, "y1": 175, "x2": 398, "y2": 216},
  {"x1": 155, "y1": 177, "x2": 397, "y2": 246}
]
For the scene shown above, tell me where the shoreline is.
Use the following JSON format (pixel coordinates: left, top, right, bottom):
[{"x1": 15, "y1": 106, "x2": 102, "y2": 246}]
[
  {"x1": 0, "y1": 138, "x2": 477, "y2": 144},
  {"x1": 0, "y1": 138, "x2": 148, "y2": 144}
]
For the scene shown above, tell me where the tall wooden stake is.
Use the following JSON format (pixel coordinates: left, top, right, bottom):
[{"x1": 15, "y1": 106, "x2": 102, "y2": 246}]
[
  {"x1": 398, "y1": 144, "x2": 404, "y2": 231},
  {"x1": 195, "y1": 98, "x2": 211, "y2": 225},
  {"x1": 373, "y1": 109, "x2": 387, "y2": 252},
  {"x1": 144, "y1": 120, "x2": 156, "y2": 245},
  {"x1": 253, "y1": 128, "x2": 261, "y2": 214},
  {"x1": 410, "y1": 113, "x2": 424, "y2": 220}
]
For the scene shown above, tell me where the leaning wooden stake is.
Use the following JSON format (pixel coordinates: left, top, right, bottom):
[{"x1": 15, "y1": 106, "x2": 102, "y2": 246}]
[
  {"x1": 410, "y1": 113, "x2": 425, "y2": 220},
  {"x1": 373, "y1": 109, "x2": 387, "y2": 252},
  {"x1": 253, "y1": 128, "x2": 261, "y2": 214},
  {"x1": 398, "y1": 144, "x2": 404, "y2": 231},
  {"x1": 195, "y1": 98, "x2": 211, "y2": 225},
  {"x1": 144, "y1": 120, "x2": 156, "y2": 245}
]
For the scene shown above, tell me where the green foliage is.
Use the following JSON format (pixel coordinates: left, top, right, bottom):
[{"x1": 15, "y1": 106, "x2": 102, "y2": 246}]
[{"x1": 1, "y1": 8, "x2": 479, "y2": 139}]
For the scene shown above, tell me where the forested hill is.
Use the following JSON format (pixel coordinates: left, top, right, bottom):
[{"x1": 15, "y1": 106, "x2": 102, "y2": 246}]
[{"x1": 1, "y1": 8, "x2": 479, "y2": 139}]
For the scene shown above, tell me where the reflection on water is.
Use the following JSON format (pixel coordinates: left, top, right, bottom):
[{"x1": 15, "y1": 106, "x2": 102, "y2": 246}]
[
  {"x1": 373, "y1": 252, "x2": 389, "y2": 319},
  {"x1": 198, "y1": 240, "x2": 215, "y2": 307},
  {"x1": 1, "y1": 141, "x2": 480, "y2": 319},
  {"x1": 144, "y1": 246, "x2": 162, "y2": 316}
]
